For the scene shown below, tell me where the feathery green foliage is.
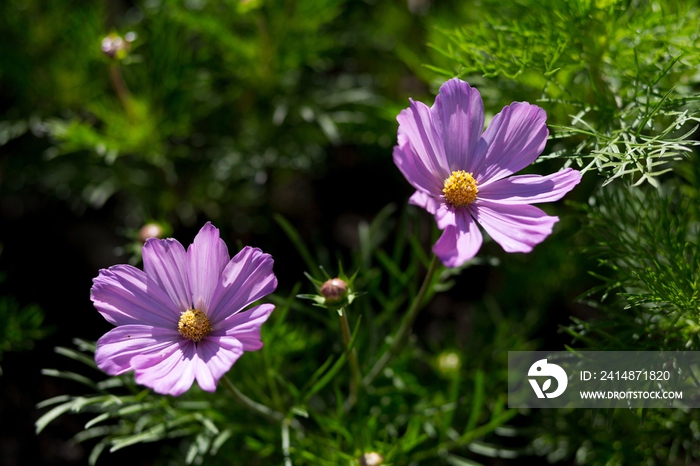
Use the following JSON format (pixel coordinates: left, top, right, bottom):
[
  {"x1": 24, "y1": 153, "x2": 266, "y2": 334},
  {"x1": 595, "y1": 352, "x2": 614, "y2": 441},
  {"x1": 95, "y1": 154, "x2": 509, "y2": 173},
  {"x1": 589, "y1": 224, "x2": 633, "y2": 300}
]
[{"x1": 429, "y1": 0, "x2": 700, "y2": 186}]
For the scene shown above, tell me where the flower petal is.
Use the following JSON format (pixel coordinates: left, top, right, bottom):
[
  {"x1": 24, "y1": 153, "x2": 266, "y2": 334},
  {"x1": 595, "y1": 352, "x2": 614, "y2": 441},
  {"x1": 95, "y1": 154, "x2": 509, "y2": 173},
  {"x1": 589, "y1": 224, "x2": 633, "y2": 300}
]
[
  {"x1": 91, "y1": 265, "x2": 180, "y2": 327},
  {"x1": 95, "y1": 324, "x2": 179, "y2": 376},
  {"x1": 143, "y1": 237, "x2": 192, "y2": 312},
  {"x1": 208, "y1": 247, "x2": 277, "y2": 324},
  {"x1": 131, "y1": 339, "x2": 197, "y2": 396},
  {"x1": 432, "y1": 210, "x2": 483, "y2": 268},
  {"x1": 397, "y1": 99, "x2": 450, "y2": 181},
  {"x1": 434, "y1": 203, "x2": 456, "y2": 230},
  {"x1": 472, "y1": 102, "x2": 548, "y2": 184},
  {"x1": 472, "y1": 201, "x2": 559, "y2": 253},
  {"x1": 213, "y1": 303, "x2": 274, "y2": 351},
  {"x1": 478, "y1": 168, "x2": 581, "y2": 204},
  {"x1": 194, "y1": 337, "x2": 245, "y2": 392},
  {"x1": 393, "y1": 144, "x2": 444, "y2": 196},
  {"x1": 432, "y1": 78, "x2": 484, "y2": 172},
  {"x1": 187, "y1": 222, "x2": 230, "y2": 314},
  {"x1": 408, "y1": 190, "x2": 440, "y2": 215}
]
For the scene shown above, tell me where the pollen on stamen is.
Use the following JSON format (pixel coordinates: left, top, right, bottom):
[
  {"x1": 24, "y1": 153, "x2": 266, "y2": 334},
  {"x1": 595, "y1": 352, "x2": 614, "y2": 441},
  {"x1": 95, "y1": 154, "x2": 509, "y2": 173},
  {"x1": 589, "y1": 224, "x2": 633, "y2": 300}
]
[
  {"x1": 178, "y1": 309, "x2": 212, "y2": 343},
  {"x1": 443, "y1": 170, "x2": 478, "y2": 207}
]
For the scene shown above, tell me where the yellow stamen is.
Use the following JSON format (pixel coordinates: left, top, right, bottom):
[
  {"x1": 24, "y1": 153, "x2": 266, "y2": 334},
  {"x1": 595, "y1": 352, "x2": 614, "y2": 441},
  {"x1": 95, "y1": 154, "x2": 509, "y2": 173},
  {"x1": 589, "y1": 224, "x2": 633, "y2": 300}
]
[
  {"x1": 443, "y1": 170, "x2": 478, "y2": 207},
  {"x1": 178, "y1": 309, "x2": 212, "y2": 343}
]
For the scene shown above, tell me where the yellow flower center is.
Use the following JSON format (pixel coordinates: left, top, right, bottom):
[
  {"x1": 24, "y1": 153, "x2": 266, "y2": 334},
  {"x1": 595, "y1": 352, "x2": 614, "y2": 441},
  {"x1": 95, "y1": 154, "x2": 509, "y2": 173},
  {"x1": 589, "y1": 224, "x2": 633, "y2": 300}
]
[
  {"x1": 178, "y1": 309, "x2": 212, "y2": 343},
  {"x1": 443, "y1": 170, "x2": 478, "y2": 207}
]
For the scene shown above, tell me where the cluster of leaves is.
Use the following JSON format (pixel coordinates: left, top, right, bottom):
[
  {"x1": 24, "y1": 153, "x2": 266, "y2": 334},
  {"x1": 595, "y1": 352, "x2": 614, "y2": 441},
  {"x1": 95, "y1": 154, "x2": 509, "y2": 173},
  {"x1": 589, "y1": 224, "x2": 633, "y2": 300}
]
[
  {"x1": 424, "y1": 0, "x2": 700, "y2": 464},
  {"x1": 0, "y1": 297, "x2": 48, "y2": 376},
  {"x1": 568, "y1": 181, "x2": 700, "y2": 351},
  {"x1": 0, "y1": 269, "x2": 49, "y2": 376},
  {"x1": 523, "y1": 176, "x2": 700, "y2": 465},
  {"x1": 429, "y1": 0, "x2": 700, "y2": 187},
  {"x1": 0, "y1": 0, "x2": 420, "y2": 227}
]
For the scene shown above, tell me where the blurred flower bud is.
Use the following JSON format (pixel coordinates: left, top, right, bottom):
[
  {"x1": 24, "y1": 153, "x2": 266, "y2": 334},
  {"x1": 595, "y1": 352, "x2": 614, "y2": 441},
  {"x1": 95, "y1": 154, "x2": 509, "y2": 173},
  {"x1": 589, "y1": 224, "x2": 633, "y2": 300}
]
[
  {"x1": 437, "y1": 351, "x2": 462, "y2": 376},
  {"x1": 101, "y1": 33, "x2": 133, "y2": 60},
  {"x1": 359, "y1": 452, "x2": 384, "y2": 466},
  {"x1": 139, "y1": 223, "x2": 165, "y2": 242},
  {"x1": 321, "y1": 278, "x2": 348, "y2": 304}
]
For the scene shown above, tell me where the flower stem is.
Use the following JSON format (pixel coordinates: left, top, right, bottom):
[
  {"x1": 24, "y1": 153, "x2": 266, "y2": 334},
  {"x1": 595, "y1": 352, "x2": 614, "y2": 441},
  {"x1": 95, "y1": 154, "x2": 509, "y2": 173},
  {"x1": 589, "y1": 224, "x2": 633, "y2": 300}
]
[
  {"x1": 222, "y1": 375, "x2": 285, "y2": 423},
  {"x1": 362, "y1": 254, "x2": 440, "y2": 387},
  {"x1": 108, "y1": 63, "x2": 133, "y2": 115},
  {"x1": 339, "y1": 307, "x2": 362, "y2": 410}
]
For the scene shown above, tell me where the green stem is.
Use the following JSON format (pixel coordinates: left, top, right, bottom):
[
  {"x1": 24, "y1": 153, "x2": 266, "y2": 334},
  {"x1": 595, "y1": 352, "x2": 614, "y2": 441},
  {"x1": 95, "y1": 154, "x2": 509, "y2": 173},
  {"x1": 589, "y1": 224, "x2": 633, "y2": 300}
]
[
  {"x1": 362, "y1": 254, "x2": 440, "y2": 387},
  {"x1": 222, "y1": 376, "x2": 285, "y2": 424},
  {"x1": 108, "y1": 63, "x2": 133, "y2": 115},
  {"x1": 339, "y1": 307, "x2": 362, "y2": 410}
]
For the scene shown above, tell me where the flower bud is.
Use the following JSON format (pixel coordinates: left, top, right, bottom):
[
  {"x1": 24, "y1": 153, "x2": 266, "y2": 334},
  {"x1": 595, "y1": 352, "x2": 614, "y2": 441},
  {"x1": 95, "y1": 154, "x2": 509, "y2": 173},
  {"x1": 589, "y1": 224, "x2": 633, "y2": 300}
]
[
  {"x1": 139, "y1": 223, "x2": 165, "y2": 242},
  {"x1": 320, "y1": 278, "x2": 348, "y2": 304},
  {"x1": 101, "y1": 33, "x2": 133, "y2": 59},
  {"x1": 437, "y1": 351, "x2": 462, "y2": 377},
  {"x1": 359, "y1": 452, "x2": 384, "y2": 466}
]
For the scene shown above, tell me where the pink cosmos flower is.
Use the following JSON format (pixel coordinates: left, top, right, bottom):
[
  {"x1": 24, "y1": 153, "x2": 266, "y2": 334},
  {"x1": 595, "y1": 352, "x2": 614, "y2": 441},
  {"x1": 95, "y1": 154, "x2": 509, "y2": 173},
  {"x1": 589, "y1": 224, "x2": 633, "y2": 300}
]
[
  {"x1": 91, "y1": 222, "x2": 277, "y2": 396},
  {"x1": 393, "y1": 78, "x2": 582, "y2": 268}
]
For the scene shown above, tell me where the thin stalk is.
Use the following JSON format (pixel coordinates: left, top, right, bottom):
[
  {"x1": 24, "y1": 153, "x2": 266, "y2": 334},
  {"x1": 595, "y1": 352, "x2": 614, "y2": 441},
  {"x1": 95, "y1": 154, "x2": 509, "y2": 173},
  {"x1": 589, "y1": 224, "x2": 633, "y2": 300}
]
[
  {"x1": 339, "y1": 307, "x2": 362, "y2": 411},
  {"x1": 262, "y1": 345, "x2": 283, "y2": 411},
  {"x1": 222, "y1": 376, "x2": 289, "y2": 424},
  {"x1": 363, "y1": 254, "x2": 440, "y2": 387},
  {"x1": 108, "y1": 63, "x2": 133, "y2": 115},
  {"x1": 281, "y1": 420, "x2": 292, "y2": 466}
]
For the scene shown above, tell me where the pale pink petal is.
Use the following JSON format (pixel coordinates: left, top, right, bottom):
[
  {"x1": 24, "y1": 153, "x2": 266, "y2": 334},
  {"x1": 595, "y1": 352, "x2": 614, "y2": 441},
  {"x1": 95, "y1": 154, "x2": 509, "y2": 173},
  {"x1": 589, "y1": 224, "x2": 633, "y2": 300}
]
[
  {"x1": 432, "y1": 78, "x2": 484, "y2": 172},
  {"x1": 187, "y1": 222, "x2": 230, "y2": 314},
  {"x1": 132, "y1": 339, "x2": 197, "y2": 396},
  {"x1": 472, "y1": 201, "x2": 559, "y2": 253},
  {"x1": 208, "y1": 247, "x2": 277, "y2": 324},
  {"x1": 397, "y1": 99, "x2": 450, "y2": 180},
  {"x1": 471, "y1": 102, "x2": 548, "y2": 184},
  {"x1": 393, "y1": 144, "x2": 445, "y2": 196},
  {"x1": 191, "y1": 355, "x2": 217, "y2": 393},
  {"x1": 478, "y1": 168, "x2": 581, "y2": 204},
  {"x1": 408, "y1": 190, "x2": 441, "y2": 215},
  {"x1": 91, "y1": 265, "x2": 180, "y2": 327},
  {"x1": 434, "y1": 203, "x2": 456, "y2": 230},
  {"x1": 143, "y1": 238, "x2": 191, "y2": 312},
  {"x1": 213, "y1": 304, "x2": 274, "y2": 351},
  {"x1": 95, "y1": 324, "x2": 179, "y2": 376},
  {"x1": 195, "y1": 337, "x2": 245, "y2": 391},
  {"x1": 432, "y1": 210, "x2": 483, "y2": 268}
]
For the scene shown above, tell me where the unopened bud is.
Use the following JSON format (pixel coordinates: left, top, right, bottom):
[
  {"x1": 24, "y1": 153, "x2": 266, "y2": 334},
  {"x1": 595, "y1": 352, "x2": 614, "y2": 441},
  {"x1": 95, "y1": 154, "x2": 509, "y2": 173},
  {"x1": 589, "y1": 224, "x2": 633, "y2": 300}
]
[
  {"x1": 139, "y1": 223, "x2": 165, "y2": 242},
  {"x1": 359, "y1": 452, "x2": 383, "y2": 466},
  {"x1": 101, "y1": 33, "x2": 133, "y2": 59},
  {"x1": 437, "y1": 351, "x2": 461, "y2": 374},
  {"x1": 321, "y1": 278, "x2": 348, "y2": 303}
]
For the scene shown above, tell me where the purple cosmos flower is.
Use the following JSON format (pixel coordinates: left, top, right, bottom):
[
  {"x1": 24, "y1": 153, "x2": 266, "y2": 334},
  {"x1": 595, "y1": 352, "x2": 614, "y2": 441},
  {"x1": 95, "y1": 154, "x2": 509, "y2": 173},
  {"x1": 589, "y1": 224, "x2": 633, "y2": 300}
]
[
  {"x1": 393, "y1": 78, "x2": 582, "y2": 268},
  {"x1": 91, "y1": 222, "x2": 277, "y2": 396}
]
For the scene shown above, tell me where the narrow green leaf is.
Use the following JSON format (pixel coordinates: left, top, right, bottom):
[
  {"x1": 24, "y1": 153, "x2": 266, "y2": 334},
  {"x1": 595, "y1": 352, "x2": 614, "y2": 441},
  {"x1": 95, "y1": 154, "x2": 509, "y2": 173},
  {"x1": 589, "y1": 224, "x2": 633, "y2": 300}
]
[
  {"x1": 465, "y1": 369, "x2": 485, "y2": 433},
  {"x1": 85, "y1": 412, "x2": 110, "y2": 429},
  {"x1": 54, "y1": 346, "x2": 97, "y2": 368},
  {"x1": 304, "y1": 315, "x2": 362, "y2": 402},
  {"x1": 88, "y1": 440, "x2": 108, "y2": 466},
  {"x1": 36, "y1": 401, "x2": 77, "y2": 434},
  {"x1": 210, "y1": 429, "x2": 232, "y2": 455}
]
